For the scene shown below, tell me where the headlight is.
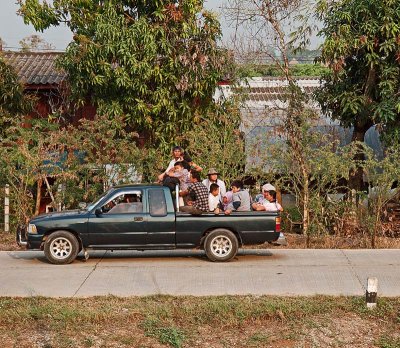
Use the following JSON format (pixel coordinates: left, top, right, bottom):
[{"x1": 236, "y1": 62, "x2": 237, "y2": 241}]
[{"x1": 28, "y1": 224, "x2": 38, "y2": 234}]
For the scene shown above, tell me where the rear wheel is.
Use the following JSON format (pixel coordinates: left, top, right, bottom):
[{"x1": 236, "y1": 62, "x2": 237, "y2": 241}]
[
  {"x1": 204, "y1": 229, "x2": 238, "y2": 262},
  {"x1": 44, "y1": 231, "x2": 79, "y2": 265}
]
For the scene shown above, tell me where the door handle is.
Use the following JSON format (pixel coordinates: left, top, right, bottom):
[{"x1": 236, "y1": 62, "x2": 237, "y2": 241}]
[{"x1": 134, "y1": 217, "x2": 144, "y2": 222}]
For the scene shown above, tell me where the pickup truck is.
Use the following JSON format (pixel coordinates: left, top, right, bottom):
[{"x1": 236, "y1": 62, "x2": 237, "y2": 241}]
[{"x1": 17, "y1": 184, "x2": 282, "y2": 264}]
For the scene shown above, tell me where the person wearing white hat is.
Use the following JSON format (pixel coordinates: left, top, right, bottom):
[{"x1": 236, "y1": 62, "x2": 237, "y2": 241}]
[
  {"x1": 252, "y1": 183, "x2": 283, "y2": 212},
  {"x1": 202, "y1": 168, "x2": 226, "y2": 200}
]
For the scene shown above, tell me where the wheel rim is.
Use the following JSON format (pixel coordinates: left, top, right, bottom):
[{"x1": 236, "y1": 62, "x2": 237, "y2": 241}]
[
  {"x1": 50, "y1": 237, "x2": 73, "y2": 260},
  {"x1": 210, "y1": 235, "x2": 232, "y2": 258}
]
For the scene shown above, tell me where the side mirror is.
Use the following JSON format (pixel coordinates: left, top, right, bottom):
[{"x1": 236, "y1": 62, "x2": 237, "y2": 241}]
[
  {"x1": 95, "y1": 208, "x2": 103, "y2": 216},
  {"x1": 78, "y1": 202, "x2": 87, "y2": 209}
]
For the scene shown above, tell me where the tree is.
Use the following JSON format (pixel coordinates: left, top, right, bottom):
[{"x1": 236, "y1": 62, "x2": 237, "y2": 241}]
[
  {"x1": 19, "y1": 34, "x2": 54, "y2": 52},
  {"x1": 0, "y1": 54, "x2": 33, "y2": 144},
  {"x1": 184, "y1": 100, "x2": 245, "y2": 186},
  {"x1": 236, "y1": 63, "x2": 328, "y2": 78},
  {"x1": 0, "y1": 55, "x2": 31, "y2": 116},
  {"x1": 315, "y1": 0, "x2": 400, "y2": 191},
  {"x1": 0, "y1": 113, "x2": 143, "y2": 223},
  {"x1": 224, "y1": 0, "x2": 326, "y2": 235},
  {"x1": 19, "y1": 0, "x2": 232, "y2": 152}
]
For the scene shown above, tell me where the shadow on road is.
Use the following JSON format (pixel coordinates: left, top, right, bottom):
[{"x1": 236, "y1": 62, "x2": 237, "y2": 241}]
[
  {"x1": 6, "y1": 248, "x2": 276, "y2": 264},
  {"x1": 87, "y1": 249, "x2": 275, "y2": 261}
]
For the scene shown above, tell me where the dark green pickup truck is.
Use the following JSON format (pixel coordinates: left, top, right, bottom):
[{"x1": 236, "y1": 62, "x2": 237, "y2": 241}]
[{"x1": 17, "y1": 184, "x2": 282, "y2": 264}]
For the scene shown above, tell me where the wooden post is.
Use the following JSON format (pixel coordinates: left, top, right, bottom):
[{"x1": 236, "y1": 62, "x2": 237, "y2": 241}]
[
  {"x1": 366, "y1": 277, "x2": 378, "y2": 309},
  {"x1": 4, "y1": 185, "x2": 10, "y2": 233},
  {"x1": 276, "y1": 189, "x2": 282, "y2": 206}
]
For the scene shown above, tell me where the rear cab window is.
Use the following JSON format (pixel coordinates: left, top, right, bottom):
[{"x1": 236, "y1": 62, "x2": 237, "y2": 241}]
[{"x1": 148, "y1": 188, "x2": 167, "y2": 217}]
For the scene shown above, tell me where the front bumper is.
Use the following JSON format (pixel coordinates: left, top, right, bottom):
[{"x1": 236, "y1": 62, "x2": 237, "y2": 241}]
[
  {"x1": 16, "y1": 224, "x2": 27, "y2": 247},
  {"x1": 16, "y1": 225, "x2": 43, "y2": 249}
]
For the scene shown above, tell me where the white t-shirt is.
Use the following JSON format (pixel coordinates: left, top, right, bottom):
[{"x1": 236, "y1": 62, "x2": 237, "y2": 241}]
[
  {"x1": 164, "y1": 157, "x2": 183, "y2": 174},
  {"x1": 202, "y1": 178, "x2": 226, "y2": 199},
  {"x1": 260, "y1": 198, "x2": 282, "y2": 212},
  {"x1": 208, "y1": 194, "x2": 220, "y2": 211}
]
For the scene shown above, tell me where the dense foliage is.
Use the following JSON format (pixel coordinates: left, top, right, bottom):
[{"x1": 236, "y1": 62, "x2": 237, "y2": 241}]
[
  {"x1": 0, "y1": 114, "x2": 143, "y2": 222},
  {"x1": 19, "y1": 0, "x2": 233, "y2": 151},
  {"x1": 316, "y1": 0, "x2": 400, "y2": 146},
  {"x1": 237, "y1": 63, "x2": 328, "y2": 78},
  {"x1": 0, "y1": 55, "x2": 31, "y2": 117}
]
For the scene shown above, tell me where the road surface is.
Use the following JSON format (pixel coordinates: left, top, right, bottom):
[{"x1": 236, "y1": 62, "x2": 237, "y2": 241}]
[{"x1": 1, "y1": 249, "x2": 399, "y2": 297}]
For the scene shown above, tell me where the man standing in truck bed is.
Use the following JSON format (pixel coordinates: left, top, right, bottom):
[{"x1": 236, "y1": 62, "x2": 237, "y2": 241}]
[{"x1": 180, "y1": 171, "x2": 209, "y2": 215}]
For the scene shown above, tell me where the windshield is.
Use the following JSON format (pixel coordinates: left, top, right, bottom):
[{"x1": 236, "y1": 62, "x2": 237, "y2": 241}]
[{"x1": 86, "y1": 188, "x2": 115, "y2": 211}]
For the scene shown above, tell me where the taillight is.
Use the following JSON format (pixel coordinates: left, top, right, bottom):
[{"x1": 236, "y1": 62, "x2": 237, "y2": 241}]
[{"x1": 275, "y1": 216, "x2": 281, "y2": 232}]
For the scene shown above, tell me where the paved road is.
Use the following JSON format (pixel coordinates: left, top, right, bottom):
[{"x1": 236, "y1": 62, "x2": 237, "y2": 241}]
[{"x1": 1, "y1": 249, "x2": 399, "y2": 297}]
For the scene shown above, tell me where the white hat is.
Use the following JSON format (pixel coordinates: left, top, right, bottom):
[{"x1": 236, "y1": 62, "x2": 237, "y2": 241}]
[{"x1": 262, "y1": 183, "x2": 276, "y2": 192}]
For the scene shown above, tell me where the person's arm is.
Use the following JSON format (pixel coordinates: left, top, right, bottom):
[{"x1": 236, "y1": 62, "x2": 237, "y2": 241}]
[
  {"x1": 166, "y1": 168, "x2": 176, "y2": 176},
  {"x1": 219, "y1": 180, "x2": 227, "y2": 197},
  {"x1": 158, "y1": 172, "x2": 165, "y2": 182},
  {"x1": 180, "y1": 183, "x2": 192, "y2": 197},
  {"x1": 158, "y1": 159, "x2": 175, "y2": 182},
  {"x1": 190, "y1": 162, "x2": 202, "y2": 172},
  {"x1": 224, "y1": 201, "x2": 235, "y2": 215},
  {"x1": 252, "y1": 202, "x2": 266, "y2": 211},
  {"x1": 184, "y1": 154, "x2": 202, "y2": 172}
]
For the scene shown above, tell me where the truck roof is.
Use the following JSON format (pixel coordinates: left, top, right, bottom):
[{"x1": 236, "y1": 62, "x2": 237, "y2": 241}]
[{"x1": 112, "y1": 183, "x2": 165, "y2": 190}]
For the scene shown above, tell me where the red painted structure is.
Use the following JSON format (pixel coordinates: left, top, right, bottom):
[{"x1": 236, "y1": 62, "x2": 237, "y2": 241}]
[{"x1": 3, "y1": 51, "x2": 97, "y2": 213}]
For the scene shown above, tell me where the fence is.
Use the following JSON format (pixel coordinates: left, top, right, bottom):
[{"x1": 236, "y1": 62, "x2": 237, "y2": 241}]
[{"x1": 0, "y1": 185, "x2": 9, "y2": 233}]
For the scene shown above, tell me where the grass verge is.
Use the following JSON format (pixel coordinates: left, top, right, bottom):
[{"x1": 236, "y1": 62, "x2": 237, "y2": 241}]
[{"x1": 0, "y1": 296, "x2": 399, "y2": 348}]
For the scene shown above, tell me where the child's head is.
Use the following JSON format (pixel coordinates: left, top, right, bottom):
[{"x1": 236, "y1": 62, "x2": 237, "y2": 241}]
[
  {"x1": 230, "y1": 180, "x2": 243, "y2": 193},
  {"x1": 210, "y1": 183, "x2": 219, "y2": 196},
  {"x1": 174, "y1": 161, "x2": 184, "y2": 171}
]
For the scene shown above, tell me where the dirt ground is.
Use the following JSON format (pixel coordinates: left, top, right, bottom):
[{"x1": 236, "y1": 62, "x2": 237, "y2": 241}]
[
  {"x1": 2, "y1": 231, "x2": 399, "y2": 348},
  {"x1": 0, "y1": 296, "x2": 399, "y2": 348}
]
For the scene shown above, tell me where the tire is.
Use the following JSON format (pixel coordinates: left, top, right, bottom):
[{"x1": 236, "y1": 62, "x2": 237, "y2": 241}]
[
  {"x1": 44, "y1": 231, "x2": 79, "y2": 265},
  {"x1": 204, "y1": 229, "x2": 238, "y2": 262}
]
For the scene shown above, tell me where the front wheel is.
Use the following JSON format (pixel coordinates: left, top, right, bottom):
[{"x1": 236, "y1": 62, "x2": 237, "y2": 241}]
[
  {"x1": 204, "y1": 229, "x2": 238, "y2": 262},
  {"x1": 44, "y1": 231, "x2": 79, "y2": 265}
]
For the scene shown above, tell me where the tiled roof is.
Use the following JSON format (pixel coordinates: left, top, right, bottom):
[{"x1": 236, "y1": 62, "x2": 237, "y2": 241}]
[
  {"x1": 2, "y1": 51, "x2": 65, "y2": 86},
  {"x1": 243, "y1": 77, "x2": 320, "y2": 102},
  {"x1": 216, "y1": 76, "x2": 321, "y2": 104}
]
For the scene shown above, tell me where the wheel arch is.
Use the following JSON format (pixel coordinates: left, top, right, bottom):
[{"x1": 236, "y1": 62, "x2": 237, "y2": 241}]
[
  {"x1": 42, "y1": 228, "x2": 83, "y2": 252},
  {"x1": 200, "y1": 226, "x2": 242, "y2": 249}
]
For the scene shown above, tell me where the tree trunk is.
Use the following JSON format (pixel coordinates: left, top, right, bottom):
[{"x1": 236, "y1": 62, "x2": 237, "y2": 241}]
[
  {"x1": 34, "y1": 179, "x2": 42, "y2": 216},
  {"x1": 348, "y1": 121, "x2": 372, "y2": 192}
]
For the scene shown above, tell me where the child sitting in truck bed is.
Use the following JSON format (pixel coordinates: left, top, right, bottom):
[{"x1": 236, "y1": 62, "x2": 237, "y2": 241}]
[
  {"x1": 209, "y1": 183, "x2": 221, "y2": 214},
  {"x1": 224, "y1": 180, "x2": 251, "y2": 215},
  {"x1": 164, "y1": 161, "x2": 190, "y2": 192}
]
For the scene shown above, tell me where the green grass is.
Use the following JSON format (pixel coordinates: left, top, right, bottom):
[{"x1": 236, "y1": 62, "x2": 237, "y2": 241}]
[
  {"x1": 0, "y1": 295, "x2": 399, "y2": 347},
  {"x1": 142, "y1": 316, "x2": 186, "y2": 348},
  {"x1": 377, "y1": 336, "x2": 400, "y2": 348}
]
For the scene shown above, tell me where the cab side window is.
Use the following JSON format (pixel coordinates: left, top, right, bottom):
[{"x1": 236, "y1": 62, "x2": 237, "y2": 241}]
[
  {"x1": 149, "y1": 189, "x2": 167, "y2": 217},
  {"x1": 102, "y1": 191, "x2": 143, "y2": 214}
]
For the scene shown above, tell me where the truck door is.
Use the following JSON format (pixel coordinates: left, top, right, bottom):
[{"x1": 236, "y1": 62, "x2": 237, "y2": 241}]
[
  {"x1": 87, "y1": 190, "x2": 147, "y2": 247},
  {"x1": 146, "y1": 188, "x2": 176, "y2": 247}
]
